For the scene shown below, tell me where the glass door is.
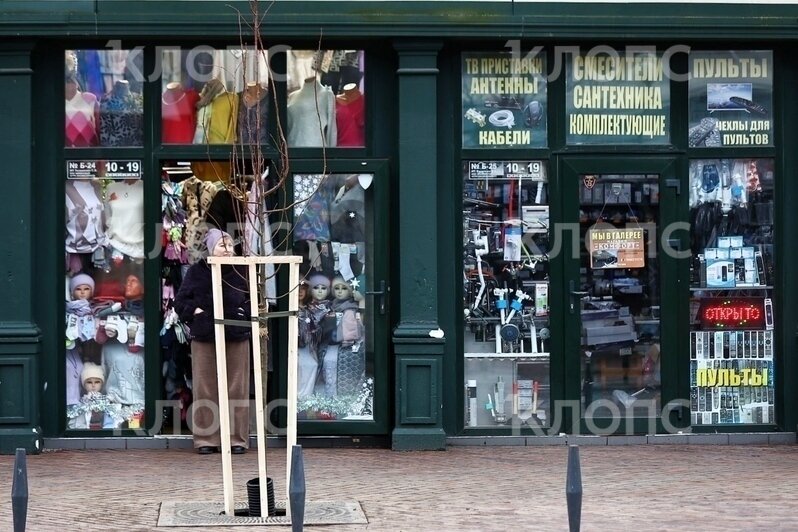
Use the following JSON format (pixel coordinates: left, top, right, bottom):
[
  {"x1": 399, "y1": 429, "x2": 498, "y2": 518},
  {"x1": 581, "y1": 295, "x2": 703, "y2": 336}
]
[
  {"x1": 287, "y1": 160, "x2": 390, "y2": 436},
  {"x1": 560, "y1": 156, "x2": 684, "y2": 434}
]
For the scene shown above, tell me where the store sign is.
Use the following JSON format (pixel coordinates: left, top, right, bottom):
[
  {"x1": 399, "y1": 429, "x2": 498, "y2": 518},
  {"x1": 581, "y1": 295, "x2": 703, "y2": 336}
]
[
  {"x1": 696, "y1": 366, "x2": 769, "y2": 387},
  {"x1": 565, "y1": 50, "x2": 670, "y2": 145},
  {"x1": 699, "y1": 298, "x2": 765, "y2": 329},
  {"x1": 587, "y1": 226, "x2": 645, "y2": 269},
  {"x1": 466, "y1": 160, "x2": 546, "y2": 181},
  {"x1": 462, "y1": 52, "x2": 548, "y2": 148},
  {"x1": 66, "y1": 160, "x2": 142, "y2": 180},
  {"x1": 688, "y1": 51, "x2": 773, "y2": 148}
]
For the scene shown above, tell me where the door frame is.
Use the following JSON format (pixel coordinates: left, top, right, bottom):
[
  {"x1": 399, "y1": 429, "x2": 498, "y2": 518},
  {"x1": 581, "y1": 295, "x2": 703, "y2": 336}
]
[{"x1": 556, "y1": 154, "x2": 689, "y2": 435}]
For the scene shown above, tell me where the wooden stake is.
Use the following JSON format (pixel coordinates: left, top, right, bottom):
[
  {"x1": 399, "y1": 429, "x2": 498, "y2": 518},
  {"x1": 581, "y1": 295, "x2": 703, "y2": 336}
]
[
  {"x1": 210, "y1": 261, "x2": 235, "y2": 516},
  {"x1": 249, "y1": 263, "x2": 269, "y2": 513}
]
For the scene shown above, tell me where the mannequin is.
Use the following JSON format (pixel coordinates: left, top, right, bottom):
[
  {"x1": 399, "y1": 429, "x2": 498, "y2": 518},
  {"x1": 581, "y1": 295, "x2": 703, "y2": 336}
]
[
  {"x1": 66, "y1": 362, "x2": 121, "y2": 429},
  {"x1": 335, "y1": 83, "x2": 365, "y2": 147},
  {"x1": 105, "y1": 179, "x2": 145, "y2": 259},
  {"x1": 297, "y1": 281, "x2": 320, "y2": 400},
  {"x1": 66, "y1": 273, "x2": 96, "y2": 425},
  {"x1": 96, "y1": 274, "x2": 146, "y2": 425},
  {"x1": 174, "y1": 229, "x2": 251, "y2": 454},
  {"x1": 99, "y1": 79, "x2": 144, "y2": 146},
  {"x1": 287, "y1": 75, "x2": 337, "y2": 147},
  {"x1": 194, "y1": 78, "x2": 238, "y2": 144},
  {"x1": 162, "y1": 81, "x2": 200, "y2": 143},
  {"x1": 238, "y1": 81, "x2": 269, "y2": 145},
  {"x1": 321, "y1": 276, "x2": 365, "y2": 398},
  {"x1": 65, "y1": 75, "x2": 100, "y2": 147}
]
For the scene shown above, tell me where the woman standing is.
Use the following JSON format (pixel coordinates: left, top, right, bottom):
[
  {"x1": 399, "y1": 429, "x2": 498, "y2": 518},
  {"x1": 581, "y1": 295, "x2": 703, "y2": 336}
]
[{"x1": 175, "y1": 228, "x2": 251, "y2": 455}]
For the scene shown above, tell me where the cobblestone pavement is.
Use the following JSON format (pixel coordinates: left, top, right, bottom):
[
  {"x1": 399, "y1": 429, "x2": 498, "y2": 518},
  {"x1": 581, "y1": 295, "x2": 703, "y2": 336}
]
[{"x1": 1, "y1": 444, "x2": 798, "y2": 531}]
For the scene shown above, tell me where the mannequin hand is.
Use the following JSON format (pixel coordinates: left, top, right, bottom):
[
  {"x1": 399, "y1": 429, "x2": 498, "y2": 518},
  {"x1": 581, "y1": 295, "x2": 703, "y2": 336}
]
[
  {"x1": 194, "y1": 308, "x2": 204, "y2": 315},
  {"x1": 105, "y1": 323, "x2": 118, "y2": 338}
]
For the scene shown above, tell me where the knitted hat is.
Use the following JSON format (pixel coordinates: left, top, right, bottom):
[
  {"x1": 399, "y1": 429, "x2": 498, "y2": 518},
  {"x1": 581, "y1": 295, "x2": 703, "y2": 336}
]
[
  {"x1": 308, "y1": 274, "x2": 331, "y2": 289},
  {"x1": 81, "y1": 362, "x2": 104, "y2": 385},
  {"x1": 204, "y1": 228, "x2": 232, "y2": 255},
  {"x1": 69, "y1": 273, "x2": 95, "y2": 297}
]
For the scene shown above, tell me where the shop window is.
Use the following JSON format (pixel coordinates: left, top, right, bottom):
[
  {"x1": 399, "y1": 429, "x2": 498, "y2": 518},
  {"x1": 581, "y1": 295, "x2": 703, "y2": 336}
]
[
  {"x1": 462, "y1": 161, "x2": 551, "y2": 428},
  {"x1": 292, "y1": 173, "x2": 374, "y2": 420},
  {"x1": 160, "y1": 48, "x2": 270, "y2": 144},
  {"x1": 688, "y1": 159, "x2": 775, "y2": 425},
  {"x1": 65, "y1": 49, "x2": 144, "y2": 147},
  {"x1": 65, "y1": 163, "x2": 145, "y2": 430},
  {"x1": 286, "y1": 50, "x2": 365, "y2": 148}
]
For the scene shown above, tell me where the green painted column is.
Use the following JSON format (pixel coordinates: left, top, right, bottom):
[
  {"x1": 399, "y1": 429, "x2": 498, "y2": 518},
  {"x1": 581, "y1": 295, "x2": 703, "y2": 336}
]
[
  {"x1": 391, "y1": 41, "x2": 446, "y2": 451},
  {"x1": 0, "y1": 42, "x2": 42, "y2": 454}
]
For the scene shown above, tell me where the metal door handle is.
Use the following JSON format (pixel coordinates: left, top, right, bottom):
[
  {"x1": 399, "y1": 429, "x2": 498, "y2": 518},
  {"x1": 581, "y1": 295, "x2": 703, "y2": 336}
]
[
  {"x1": 366, "y1": 280, "x2": 389, "y2": 315},
  {"x1": 569, "y1": 280, "x2": 588, "y2": 314}
]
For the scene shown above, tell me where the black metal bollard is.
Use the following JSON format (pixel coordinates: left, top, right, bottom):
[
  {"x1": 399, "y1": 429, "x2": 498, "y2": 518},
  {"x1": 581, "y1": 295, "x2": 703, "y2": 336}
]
[
  {"x1": 565, "y1": 445, "x2": 582, "y2": 532},
  {"x1": 12, "y1": 448, "x2": 28, "y2": 532},
  {"x1": 288, "y1": 445, "x2": 306, "y2": 532}
]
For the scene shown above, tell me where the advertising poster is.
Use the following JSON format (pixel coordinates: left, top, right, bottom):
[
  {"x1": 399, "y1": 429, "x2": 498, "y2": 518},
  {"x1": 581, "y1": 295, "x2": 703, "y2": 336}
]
[
  {"x1": 566, "y1": 50, "x2": 670, "y2": 145},
  {"x1": 462, "y1": 52, "x2": 548, "y2": 149},
  {"x1": 587, "y1": 226, "x2": 645, "y2": 269},
  {"x1": 688, "y1": 51, "x2": 773, "y2": 148}
]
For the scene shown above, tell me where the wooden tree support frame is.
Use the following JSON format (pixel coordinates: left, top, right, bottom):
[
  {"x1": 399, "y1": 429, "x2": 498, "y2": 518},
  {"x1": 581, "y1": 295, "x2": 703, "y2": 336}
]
[{"x1": 208, "y1": 255, "x2": 303, "y2": 517}]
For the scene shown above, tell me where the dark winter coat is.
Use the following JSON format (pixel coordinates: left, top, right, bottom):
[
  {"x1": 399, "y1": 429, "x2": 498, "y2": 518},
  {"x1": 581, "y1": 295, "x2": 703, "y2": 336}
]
[{"x1": 174, "y1": 260, "x2": 251, "y2": 342}]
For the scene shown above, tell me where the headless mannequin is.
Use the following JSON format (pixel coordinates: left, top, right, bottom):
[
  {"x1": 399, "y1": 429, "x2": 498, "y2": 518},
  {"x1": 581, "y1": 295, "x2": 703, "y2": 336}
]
[
  {"x1": 100, "y1": 79, "x2": 143, "y2": 146},
  {"x1": 194, "y1": 77, "x2": 238, "y2": 144},
  {"x1": 335, "y1": 82, "x2": 364, "y2": 147},
  {"x1": 65, "y1": 77, "x2": 100, "y2": 147},
  {"x1": 238, "y1": 81, "x2": 269, "y2": 145},
  {"x1": 162, "y1": 81, "x2": 199, "y2": 143},
  {"x1": 287, "y1": 75, "x2": 337, "y2": 147}
]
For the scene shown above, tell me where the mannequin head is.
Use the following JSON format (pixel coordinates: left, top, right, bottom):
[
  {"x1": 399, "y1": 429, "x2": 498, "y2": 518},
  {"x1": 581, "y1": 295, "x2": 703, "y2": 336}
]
[
  {"x1": 298, "y1": 281, "x2": 310, "y2": 306},
  {"x1": 70, "y1": 273, "x2": 95, "y2": 301},
  {"x1": 205, "y1": 228, "x2": 235, "y2": 257},
  {"x1": 125, "y1": 274, "x2": 144, "y2": 300},
  {"x1": 81, "y1": 363, "x2": 104, "y2": 393},
  {"x1": 331, "y1": 276, "x2": 353, "y2": 302},
  {"x1": 308, "y1": 274, "x2": 330, "y2": 302}
]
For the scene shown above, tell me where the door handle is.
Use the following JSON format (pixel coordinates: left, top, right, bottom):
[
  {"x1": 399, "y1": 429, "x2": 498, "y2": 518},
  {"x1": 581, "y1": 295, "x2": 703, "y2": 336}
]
[
  {"x1": 366, "y1": 280, "x2": 389, "y2": 315},
  {"x1": 569, "y1": 280, "x2": 588, "y2": 314}
]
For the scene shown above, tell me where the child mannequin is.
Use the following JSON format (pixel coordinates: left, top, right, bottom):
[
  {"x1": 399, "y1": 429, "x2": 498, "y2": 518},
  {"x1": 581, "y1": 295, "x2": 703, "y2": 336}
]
[
  {"x1": 321, "y1": 275, "x2": 365, "y2": 398},
  {"x1": 95, "y1": 275, "x2": 146, "y2": 422},
  {"x1": 66, "y1": 273, "x2": 98, "y2": 345},
  {"x1": 66, "y1": 362, "x2": 120, "y2": 429},
  {"x1": 297, "y1": 281, "x2": 321, "y2": 399}
]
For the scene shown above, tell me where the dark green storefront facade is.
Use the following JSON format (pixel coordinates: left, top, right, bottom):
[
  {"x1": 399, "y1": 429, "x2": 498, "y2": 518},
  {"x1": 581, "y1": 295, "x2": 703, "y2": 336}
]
[{"x1": 1, "y1": 0, "x2": 798, "y2": 453}]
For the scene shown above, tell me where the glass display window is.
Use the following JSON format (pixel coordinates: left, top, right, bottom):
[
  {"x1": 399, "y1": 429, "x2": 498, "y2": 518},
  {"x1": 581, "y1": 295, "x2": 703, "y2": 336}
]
[
  {"x1": 462, "y1": 161, "x2": 551, "y2": 428},
  {"x1": 688, "y1": 158, "x2": 775, "y2": 425},
  {"x1": 286, "y1": 50, "x2": 365, "y2": 148},
  {"x1": 64, "y1": 164, "x2": 146, "y2": 430},
  {"x1": 160, "y1": 47, "x2": 270, "y2": 144},
  {"x1": 65, "y1": 49, "x2": 144, "y2": 147},
  {"x1": 292, "y1": 172, "x2": 374, "y2": 421}
]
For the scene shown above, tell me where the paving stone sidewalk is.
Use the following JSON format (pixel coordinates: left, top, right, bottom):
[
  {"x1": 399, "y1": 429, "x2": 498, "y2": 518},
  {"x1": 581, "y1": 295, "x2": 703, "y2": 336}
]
[{"x1": 1, "y1": 444, "x2": 798, "y2": 531}]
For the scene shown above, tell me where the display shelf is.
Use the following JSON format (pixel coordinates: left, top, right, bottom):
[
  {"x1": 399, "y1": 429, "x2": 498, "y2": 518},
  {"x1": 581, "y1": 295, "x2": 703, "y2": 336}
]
[{"x1": 464, "y1": 352, "x2": 550, "y2": 359}]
